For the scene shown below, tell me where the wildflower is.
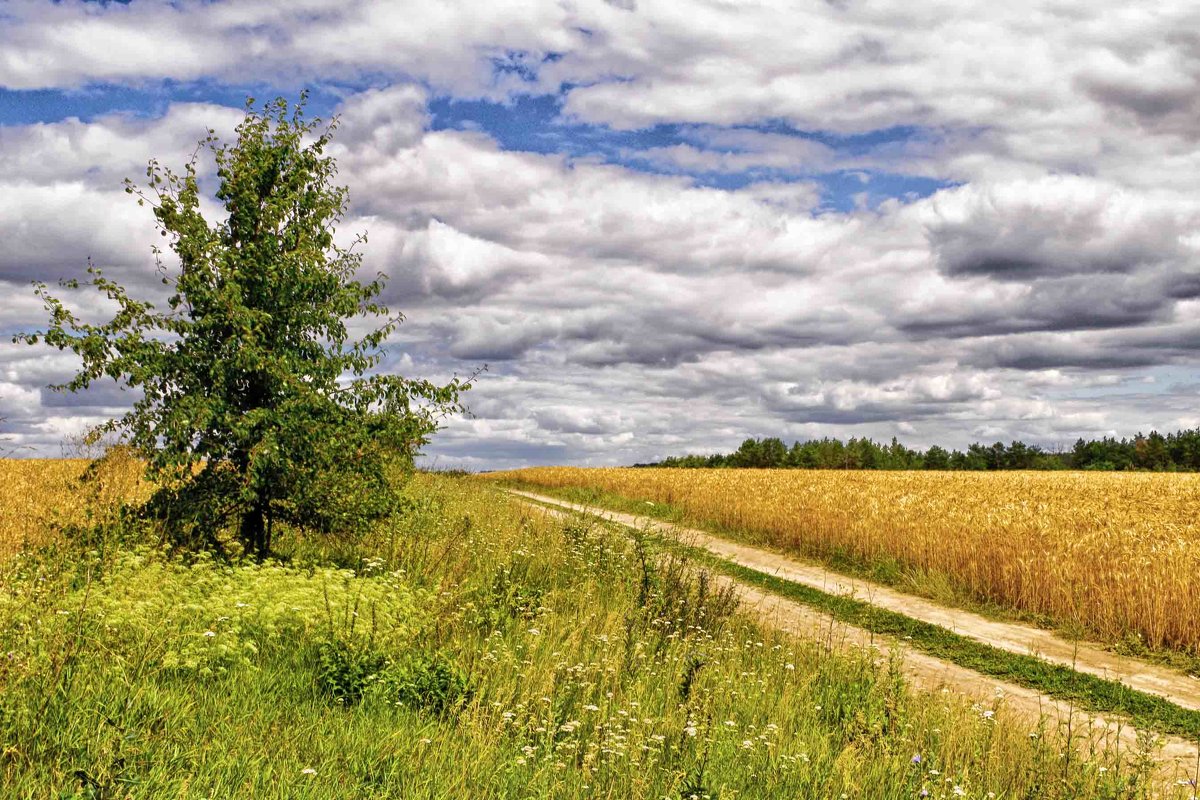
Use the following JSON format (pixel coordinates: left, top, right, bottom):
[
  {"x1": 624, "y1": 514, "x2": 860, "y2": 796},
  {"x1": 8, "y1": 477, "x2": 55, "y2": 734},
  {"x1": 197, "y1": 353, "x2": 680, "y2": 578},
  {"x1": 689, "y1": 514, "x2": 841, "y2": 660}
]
[
  {"x1": 300, "y1": 767, "x2": 316, "y2": 776},
  {"x1": 911, "y1": 753, "x2": 922, "y2": 765},
  {"x1": 203, "y1": 631, "x2": 216, "y2": 638},
  {"x1": 953, "y1": 787, "x2": 966, "y2": 796}
]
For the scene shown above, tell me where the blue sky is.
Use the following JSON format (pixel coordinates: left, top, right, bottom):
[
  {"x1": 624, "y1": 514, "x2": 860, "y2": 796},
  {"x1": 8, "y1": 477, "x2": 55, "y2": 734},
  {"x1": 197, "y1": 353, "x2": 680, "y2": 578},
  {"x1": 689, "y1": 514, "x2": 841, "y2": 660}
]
[
  {"x1": 1, "y1": 80, "x2": 951, "y2": 213},
  {"x1": 0, "y1": 1, "x2": 1197, "y2": 467}
]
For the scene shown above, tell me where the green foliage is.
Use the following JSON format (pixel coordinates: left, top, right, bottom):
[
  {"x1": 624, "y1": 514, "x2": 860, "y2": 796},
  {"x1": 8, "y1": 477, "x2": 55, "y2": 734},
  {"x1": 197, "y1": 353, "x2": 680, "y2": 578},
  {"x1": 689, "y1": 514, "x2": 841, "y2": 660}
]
[
  {"x1": 15, "y1": 94, "x2": 471, "y2": 555},
  {"x1": 388, "y1": 651, "x2": 473, "y2": 716},
  {"x1": 468, "y1": 560, "x2": 547, "y2": 632},
  {"x1": 316, "y1": 638, "x2": 391, "y2": 705},
  {"x1": 634, "y1": 549, "x2": 739, "y2": 647}
]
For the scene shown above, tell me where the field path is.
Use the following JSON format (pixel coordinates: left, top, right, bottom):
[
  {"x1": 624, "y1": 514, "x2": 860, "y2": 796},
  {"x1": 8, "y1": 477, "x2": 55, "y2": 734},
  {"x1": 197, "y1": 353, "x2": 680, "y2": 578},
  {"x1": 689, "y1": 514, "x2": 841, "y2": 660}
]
[{"x1": 509, "y1": 488, "x2": 1200, "y2": 772}]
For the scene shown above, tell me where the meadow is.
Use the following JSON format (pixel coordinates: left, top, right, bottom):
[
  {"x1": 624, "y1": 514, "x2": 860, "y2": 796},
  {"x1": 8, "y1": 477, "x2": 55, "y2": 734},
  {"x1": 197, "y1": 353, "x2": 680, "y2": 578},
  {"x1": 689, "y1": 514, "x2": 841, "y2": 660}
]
[
  {"x1": 485, "y1": 468, "x2": 1200, "y2": 658},
  {"x1": 0, "y1": 458, "x2": 1178, "y2": 798}
]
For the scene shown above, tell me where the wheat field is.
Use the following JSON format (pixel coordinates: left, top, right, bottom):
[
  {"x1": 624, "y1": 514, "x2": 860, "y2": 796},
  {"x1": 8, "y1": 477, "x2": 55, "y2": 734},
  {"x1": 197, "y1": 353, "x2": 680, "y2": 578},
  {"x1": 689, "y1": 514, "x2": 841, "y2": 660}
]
[
  {"x1": 487, "y1": 467, "x2": 1200, "y2": 653},
  {"x1": 0, "y1": 453, "x2": 149, "y2": 559}
]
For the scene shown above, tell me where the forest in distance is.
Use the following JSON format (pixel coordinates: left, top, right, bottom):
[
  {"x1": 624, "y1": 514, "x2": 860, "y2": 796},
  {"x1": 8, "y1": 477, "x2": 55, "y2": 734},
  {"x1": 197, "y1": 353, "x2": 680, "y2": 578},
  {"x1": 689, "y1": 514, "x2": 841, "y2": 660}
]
[{"x1": 641, "y1": 428, "x2": 1200, "y2": 472}]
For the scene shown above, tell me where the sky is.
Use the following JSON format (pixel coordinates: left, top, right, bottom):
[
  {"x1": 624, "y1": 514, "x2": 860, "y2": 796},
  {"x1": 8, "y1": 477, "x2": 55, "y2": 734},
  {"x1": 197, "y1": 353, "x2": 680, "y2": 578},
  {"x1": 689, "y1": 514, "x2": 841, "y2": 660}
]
[{"x1": 1, "y1": 1, "x2": 1199, "y2": 469}]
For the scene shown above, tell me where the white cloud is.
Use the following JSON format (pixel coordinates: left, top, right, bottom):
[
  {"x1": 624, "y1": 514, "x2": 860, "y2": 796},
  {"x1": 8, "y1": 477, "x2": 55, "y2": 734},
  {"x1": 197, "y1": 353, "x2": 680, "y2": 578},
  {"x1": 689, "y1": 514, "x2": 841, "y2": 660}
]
[{"x1": 3, "y1": 3, "x2": 1200, "y2": 465}]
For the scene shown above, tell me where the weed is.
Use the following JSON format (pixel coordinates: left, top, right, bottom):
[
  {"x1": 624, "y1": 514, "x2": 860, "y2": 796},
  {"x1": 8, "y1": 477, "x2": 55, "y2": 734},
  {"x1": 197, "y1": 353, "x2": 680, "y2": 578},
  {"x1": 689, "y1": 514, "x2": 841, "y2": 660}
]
[
  {"x1": 389, "y1": 651, "x2": 473, "y2": 716},
  {"x1": 316, "y1": 638, "x2": 391, "y2": 705}
]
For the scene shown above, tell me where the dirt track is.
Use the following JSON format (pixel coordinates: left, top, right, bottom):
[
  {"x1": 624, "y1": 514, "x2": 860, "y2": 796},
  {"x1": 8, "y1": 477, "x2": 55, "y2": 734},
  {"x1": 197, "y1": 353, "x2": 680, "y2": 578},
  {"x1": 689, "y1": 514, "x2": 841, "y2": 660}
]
[{"x1": 510, "y1": 489, "x2": 1200, "y2": 775}]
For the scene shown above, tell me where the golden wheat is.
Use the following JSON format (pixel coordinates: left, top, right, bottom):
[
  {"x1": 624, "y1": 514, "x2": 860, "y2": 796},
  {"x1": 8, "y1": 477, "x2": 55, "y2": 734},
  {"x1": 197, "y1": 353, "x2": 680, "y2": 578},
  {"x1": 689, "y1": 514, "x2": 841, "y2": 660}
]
[
  {"x1": 0, "y1": 453, "x2": 149, "y2": 559},
  {"x1": 487, "y1": 467, "x2": 1200, "y2": 653}
]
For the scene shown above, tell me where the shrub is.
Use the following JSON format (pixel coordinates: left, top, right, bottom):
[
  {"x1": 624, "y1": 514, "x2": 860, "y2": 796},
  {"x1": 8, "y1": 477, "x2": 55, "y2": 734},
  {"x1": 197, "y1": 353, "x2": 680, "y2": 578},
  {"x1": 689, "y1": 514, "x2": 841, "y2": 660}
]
[
  {"x1": 390, "y1": 651, "x2": 473, "y2": 716},
  {"x1": 316, "y1": 638, "x2": 391, "y2": 705}
]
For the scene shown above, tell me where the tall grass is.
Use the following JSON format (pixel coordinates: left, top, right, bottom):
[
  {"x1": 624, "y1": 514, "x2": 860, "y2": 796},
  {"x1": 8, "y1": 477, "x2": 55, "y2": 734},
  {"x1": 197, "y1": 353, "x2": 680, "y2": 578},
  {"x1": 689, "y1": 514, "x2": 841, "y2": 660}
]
[
  {"x1": 0, "y1": 465, "x2": 1181, "y2": 797},
  {"x1": 485, "y1": 467, "x2": 1200, "y2": 656}
]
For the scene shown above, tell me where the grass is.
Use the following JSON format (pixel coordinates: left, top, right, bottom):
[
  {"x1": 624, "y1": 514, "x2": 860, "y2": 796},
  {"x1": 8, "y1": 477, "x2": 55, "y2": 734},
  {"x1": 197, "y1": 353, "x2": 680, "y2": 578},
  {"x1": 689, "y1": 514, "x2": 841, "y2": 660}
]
[{"x1": 0, "y1": 465, "x2": 1190, "y2": 797}]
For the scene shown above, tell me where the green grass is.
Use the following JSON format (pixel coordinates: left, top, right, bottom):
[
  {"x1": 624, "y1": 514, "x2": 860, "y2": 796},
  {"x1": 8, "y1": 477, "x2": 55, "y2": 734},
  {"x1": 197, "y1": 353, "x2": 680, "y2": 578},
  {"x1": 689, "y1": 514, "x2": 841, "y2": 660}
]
[
  {"x1": 499, "y1": 479, "x2": 1200, "y2": 676},
  {"x1": 0, "y1": 474, "x2": 1182, "y2": 798}
]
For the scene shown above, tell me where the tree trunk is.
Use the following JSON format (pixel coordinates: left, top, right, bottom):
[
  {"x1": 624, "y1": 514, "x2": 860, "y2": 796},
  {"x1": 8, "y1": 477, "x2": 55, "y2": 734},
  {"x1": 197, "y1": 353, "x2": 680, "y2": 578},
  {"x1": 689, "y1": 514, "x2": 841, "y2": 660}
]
[{"x1": 239, "y1": 500, "x2": 267, "y2": 560}]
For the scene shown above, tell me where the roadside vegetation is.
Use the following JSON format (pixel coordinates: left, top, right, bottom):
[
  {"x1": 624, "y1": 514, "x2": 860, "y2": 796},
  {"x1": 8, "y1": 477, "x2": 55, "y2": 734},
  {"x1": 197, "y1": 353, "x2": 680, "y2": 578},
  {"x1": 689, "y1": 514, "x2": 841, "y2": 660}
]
[{"x1": 485, "y1": 468, "x2": 1200, "y2": 663}]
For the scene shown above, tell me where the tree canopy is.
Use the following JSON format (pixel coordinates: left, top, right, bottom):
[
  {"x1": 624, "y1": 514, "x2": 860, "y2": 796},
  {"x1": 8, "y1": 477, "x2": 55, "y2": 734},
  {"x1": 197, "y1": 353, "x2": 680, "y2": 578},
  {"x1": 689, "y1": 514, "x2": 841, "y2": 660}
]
[{"x1": 17, "y1": 95, "x2": 471, "y2": 556}]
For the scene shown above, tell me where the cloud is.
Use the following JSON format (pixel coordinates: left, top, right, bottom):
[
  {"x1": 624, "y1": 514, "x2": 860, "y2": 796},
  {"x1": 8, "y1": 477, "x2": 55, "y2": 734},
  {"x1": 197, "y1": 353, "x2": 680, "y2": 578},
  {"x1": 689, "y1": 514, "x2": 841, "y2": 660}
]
[
  {"x1": 5, "y1": 93, "x2": 1196, "y2": 463},
  {"x1": 924, "y1": 177, "x2": 1200, "y2": 281},
  {"x1": 0, "y1": 102, "x2": 244, "y2": 186},
  {"x1": 0, "y1": 183, "x2": 156, "y2": 286},
  {"x1": 625, "y1": 128, "x2": 836, "y2": 176},
  {"x1": 3, "y1": 3, "x2": 1200, "y2": 466},
  {"x1": 0, "y1": 1, "x2": 579, "y2": 95}
]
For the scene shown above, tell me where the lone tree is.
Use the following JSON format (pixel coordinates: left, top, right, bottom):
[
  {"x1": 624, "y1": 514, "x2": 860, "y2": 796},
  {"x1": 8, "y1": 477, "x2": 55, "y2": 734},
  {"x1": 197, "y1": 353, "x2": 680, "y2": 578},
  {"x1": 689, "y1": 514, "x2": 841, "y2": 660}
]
[{"x1": 17, "y1": 95, "x2": 470, "y2": 556}]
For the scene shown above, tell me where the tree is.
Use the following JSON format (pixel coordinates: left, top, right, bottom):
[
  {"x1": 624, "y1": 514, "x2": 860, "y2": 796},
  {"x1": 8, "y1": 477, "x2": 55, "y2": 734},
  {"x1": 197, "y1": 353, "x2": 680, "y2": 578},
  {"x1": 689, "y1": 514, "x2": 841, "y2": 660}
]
[
  {"x1": 923, "y1": 445, "x2": 950, "y2": 470},
  {"x1": 758, "y1": 437, "x2": 787, "y2": 468},
  {"x1": 17, "y1": 95, "x2": 471, "y2": 557}
]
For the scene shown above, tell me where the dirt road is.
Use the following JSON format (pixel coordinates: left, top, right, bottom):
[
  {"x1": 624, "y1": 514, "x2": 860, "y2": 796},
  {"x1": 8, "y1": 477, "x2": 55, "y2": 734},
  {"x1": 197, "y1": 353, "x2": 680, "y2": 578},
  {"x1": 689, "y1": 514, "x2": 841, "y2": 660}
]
[{"x1": 510, "y1": 489, "x2": 1200, "y2": 775}]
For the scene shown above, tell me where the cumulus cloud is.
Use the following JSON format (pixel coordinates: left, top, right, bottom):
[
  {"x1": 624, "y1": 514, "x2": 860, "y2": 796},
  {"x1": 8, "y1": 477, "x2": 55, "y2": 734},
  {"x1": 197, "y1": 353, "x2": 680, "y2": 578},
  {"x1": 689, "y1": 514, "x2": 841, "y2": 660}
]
[
  {"x1": 0, "y1": 1, "x2": 580, "y2": 96},
  {"x1": 2, "y1": 2, "x2": 1199, "y2": 466},
  {"x1": 924, "y1": 177, "x2": 1200, "y2": 281}
]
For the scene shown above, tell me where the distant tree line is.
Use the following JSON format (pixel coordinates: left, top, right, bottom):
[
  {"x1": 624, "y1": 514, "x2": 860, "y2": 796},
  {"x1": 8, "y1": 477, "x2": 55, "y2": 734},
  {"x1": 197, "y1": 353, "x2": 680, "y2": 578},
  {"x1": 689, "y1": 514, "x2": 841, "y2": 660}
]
[{"x1": 638, "y1": 429, "x2": 1200, "y2": 471}]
